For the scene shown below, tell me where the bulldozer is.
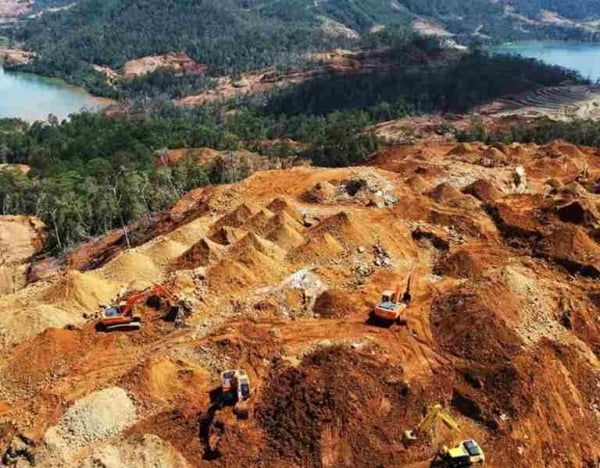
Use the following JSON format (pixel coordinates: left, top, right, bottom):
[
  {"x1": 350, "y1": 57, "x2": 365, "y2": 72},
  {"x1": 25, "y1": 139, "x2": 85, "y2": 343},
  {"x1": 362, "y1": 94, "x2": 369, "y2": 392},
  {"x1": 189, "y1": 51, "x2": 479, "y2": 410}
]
[
  {"x1": 220, "y1": 369, "x2": 251, "y2": 419},
  {"x1": 370, "y1": 270, "x2": 412, "y2": 325},
  {"x1": 436, "y1": 439, "x2": 486, "y2": 467},
  {"x1": 97, "y1": 283, "x2": 192, "y2": 332}
]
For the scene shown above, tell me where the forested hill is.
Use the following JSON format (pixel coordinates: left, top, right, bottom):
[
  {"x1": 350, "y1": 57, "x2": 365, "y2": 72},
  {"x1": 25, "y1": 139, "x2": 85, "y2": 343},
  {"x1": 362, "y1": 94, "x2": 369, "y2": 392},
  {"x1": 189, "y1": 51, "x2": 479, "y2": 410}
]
[
  {"x1": 504, "y1": 0, "x2": 600, "y2": 21},
  {"x1": 12, "y1": 0, "x2": 411, "y2": 78},
  {"x1": 9, "y1": 0, "x2": 600, "y2": 90}
]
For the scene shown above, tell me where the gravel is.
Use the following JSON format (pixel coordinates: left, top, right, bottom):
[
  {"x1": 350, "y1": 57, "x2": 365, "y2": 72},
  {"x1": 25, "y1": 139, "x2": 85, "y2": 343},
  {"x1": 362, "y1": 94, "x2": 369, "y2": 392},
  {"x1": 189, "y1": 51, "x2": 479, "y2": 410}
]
[{"x1": 45, "y1": 387, "x2": 138, "y2": 452}]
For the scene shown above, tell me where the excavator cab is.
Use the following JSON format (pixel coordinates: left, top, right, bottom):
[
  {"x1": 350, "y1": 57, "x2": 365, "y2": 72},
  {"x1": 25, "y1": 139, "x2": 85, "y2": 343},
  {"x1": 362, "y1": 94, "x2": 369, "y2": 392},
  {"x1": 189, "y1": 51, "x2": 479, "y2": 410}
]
[
  {"x1": 381, "y1": 290, "x2": 395, "y2": 304},
  {"x1": 437, "y1": 439, "x2": 485, "y2": 467},
  {"x1": 103, "y1": 306, "x2": 121, "y2": 317},
  {"x1": 220, "y1": 369, "x2": 251, "y2": 419},
  {"x1": 371, "y1": 271, "x2": 413, "y2": 325}
]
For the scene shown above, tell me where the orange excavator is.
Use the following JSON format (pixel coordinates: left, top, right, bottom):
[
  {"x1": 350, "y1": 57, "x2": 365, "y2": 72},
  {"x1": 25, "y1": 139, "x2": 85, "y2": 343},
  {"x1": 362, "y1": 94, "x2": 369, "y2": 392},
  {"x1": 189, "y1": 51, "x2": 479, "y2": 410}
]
[
  {"x1": 370, "y1": 270, "x2": 412, "y2": 325},
  {"x1": 97, "y1": 283, "x2": 191, "y2": 332}
]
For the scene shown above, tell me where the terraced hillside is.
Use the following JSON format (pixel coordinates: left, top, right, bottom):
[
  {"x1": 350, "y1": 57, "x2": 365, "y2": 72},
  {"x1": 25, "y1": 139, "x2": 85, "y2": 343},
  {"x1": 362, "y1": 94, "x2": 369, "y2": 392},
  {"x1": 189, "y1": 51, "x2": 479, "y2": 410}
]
[{"x1": 479, "y1": 84, "x2": 600, "y2": 121}]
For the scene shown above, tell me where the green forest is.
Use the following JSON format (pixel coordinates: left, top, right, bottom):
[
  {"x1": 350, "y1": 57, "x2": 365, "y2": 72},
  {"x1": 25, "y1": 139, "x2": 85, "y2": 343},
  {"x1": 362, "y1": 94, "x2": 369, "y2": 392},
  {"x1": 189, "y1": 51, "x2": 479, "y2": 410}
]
[
  {"x1": 0, "y1": 39, "x2": 585, "y2": 254},
  {"x1": 6, "y1": 0, "x2": 600, "y2": 95},
  {"x1": 505, "y1": 0, "x2": 600, "y2": 21}
]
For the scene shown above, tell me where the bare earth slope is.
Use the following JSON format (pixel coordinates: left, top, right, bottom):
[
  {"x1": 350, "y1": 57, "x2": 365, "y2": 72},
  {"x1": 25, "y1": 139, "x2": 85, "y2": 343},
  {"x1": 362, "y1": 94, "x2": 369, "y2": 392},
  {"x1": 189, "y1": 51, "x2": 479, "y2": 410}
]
[
  {"x1": 0, "y1": 141, "x2": 599, "y2": 467},
  {"x1": 478, "y1": 85, "x2": 600, "y2": 121}
]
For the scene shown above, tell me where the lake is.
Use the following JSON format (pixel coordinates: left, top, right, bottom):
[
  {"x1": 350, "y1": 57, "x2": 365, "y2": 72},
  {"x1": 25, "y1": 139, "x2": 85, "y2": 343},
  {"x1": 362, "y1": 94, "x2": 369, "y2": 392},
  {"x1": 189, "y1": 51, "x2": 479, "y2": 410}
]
[
  {"x1": 0, "y1": 66, "x2": 108, "y2": 122},
  {"x1": 493, "y1": 41, "x2": 600, "y2": 82}
]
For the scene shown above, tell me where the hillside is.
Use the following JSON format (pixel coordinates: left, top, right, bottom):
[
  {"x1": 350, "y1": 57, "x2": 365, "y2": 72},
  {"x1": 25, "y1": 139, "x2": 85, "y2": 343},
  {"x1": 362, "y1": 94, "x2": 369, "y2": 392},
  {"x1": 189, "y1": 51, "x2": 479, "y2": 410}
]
[
  {"x1": 0, "y1": 138, "x2": 599, "y2": 466},
  {"x1": 5, "y1": 0, "x2": 600, "y2": 95},
  {"x1": 505, "y1": 0, "x2": 600, "y2": 21}
]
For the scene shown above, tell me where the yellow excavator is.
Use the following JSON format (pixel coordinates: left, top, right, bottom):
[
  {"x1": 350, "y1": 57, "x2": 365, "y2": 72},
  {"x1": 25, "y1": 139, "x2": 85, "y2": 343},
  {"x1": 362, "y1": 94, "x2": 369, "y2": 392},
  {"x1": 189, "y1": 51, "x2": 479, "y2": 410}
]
[{"x1": 403, "y1": 404, "x2": 485, "y2": 467}]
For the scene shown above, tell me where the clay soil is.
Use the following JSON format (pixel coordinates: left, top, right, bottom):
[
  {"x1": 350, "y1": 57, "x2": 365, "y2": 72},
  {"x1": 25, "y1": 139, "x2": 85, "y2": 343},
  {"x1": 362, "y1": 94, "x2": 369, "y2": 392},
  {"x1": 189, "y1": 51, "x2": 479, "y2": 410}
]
[{"x1": 0, "y1": 140, "x2": 599, "y2": 467}]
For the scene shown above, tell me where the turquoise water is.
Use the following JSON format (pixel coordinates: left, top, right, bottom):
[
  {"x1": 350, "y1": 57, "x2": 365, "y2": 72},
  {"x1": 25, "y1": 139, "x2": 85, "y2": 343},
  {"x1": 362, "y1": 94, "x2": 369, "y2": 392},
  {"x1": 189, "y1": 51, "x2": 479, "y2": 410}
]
[
  {"x1": 494, "y1": 41, "x2": 600, "y2": 82},
  {"x1": 0, "y1": 66, "x2": 107, "y2": 122}
]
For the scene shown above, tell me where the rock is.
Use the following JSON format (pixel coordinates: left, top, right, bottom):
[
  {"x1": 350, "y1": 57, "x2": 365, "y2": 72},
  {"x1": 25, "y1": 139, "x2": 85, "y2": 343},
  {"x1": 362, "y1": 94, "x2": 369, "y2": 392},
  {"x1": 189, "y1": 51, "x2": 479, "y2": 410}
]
[
  {"x1": 44, "y1": 387, "x2": 138, "y2": 453},
  {"x1": 79, "y1": 434, "x2": 190, "y2": 468},
  {"x1": 305, "y1": 181, "x2": 336, "y2": 203}
]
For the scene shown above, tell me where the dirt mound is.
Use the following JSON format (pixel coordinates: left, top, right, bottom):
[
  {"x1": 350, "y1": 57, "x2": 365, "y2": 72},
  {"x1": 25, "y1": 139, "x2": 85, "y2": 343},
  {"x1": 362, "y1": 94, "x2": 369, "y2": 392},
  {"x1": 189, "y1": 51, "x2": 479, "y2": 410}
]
[
  {"x1": 289, "y1": 233, "x2": 344, "y2": 263},
  {"x1": 257, "y1": 346, "x2": 408, "y2": 467},
  {"x1": 172, "y1": 237, "x2": 225, "y2": 270},
  {"x1": 167, "y1": 217, "x2": 211, "y2": 246},
  {"x1": 535, "y1": 225, "x2": 600, "y2": 277},
  {"x1": 312, "y1": 290, "x2": 355, "y2": 318},
  {"x1": 43, "y1": 270, "x2": 119, "y2": 312},
  {"x1": 0, "y1": 328, "x2": 84, "y2": 397},
  {"x1": 209, "y1": 226, "x2": 248, "y2": 245},
  {"x1": 405, "y1": 175, "x2": 429, "y2": 194},
  {"x1": 143, "y1": 238, "x2": 188, "y2": 267},
  {"x1": 211, "y1": 203, "x2": 256, "y2": 232},
  {"x1": 100, "y1": 250, "x2": 162, "y2": 285},
  {"x1": 486, "y1": 200, "x2": 542, "y2": 243},
  {"x1": 447, "y1": 143, "x2": 477, "y2": 156},
  {"x1": 121, "y1": 355, "x2": 209, "y2": 410},
  {"x1": 307, "y1": 211, "x2": 373, "y2": 250},
  {"x1": 229, "y1": 232, "x2": 286, "y2": 261},
  {"x1": 208, "y1": 235, "x2": 288, "y2": 291},
  {"x1": 428, "y1": 182, "x2": 465, "y2": 204},
  {"x1": 540, "y1": 140, "x2": 586, "y2": 160},
  {"x1": 241, "y1": 208, "x2": 275, "y2": 236},
  {"x1": 463, "y1": 179, "x2": 502, "y2": 203},
  {"x1": 265, "y1": 213, "x2": 305, "y2": 249},
  {"x1": 434, "y1": 249, "x2": 489, "y2": 279},
  {"x1": 481, "y1": 146, "x2": 508, "y2": 163},
  {"x1": 0, "y1": 304, "x2": 84, "y2": 349},
  {"x1": 266, "y1": 197, "x2": 303, "y2": 222},
  {"x1": 431, "y1": 281, "x2": 522, "y2": 363}
]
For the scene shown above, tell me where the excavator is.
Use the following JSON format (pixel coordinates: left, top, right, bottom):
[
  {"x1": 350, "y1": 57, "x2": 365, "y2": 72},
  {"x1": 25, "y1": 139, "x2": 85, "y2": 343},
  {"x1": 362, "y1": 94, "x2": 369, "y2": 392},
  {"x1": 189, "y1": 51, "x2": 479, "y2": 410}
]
[
  {"x1": 404, "y1": 404, "x2": 485, "y2": 467},
  {"x1": 220, "y1": 369, "x2": 251, "y2": 419},
  {"x1": 97, "y1": 283, "x2": 192, "y2": 332},
  {"x1": 370, "y1": 270, "x2": 412, "y2": 325}
]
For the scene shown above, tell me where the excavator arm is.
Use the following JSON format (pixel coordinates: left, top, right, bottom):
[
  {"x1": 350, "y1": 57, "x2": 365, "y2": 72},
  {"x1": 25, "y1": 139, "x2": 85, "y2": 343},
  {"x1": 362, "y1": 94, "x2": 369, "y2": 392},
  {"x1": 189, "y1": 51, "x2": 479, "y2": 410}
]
[
  {"x1": 403, "y1": 404, "x2": 459, "y2": 445},
  {"x1": 416, "y1": 404, "x2": 443, "y2": 432},
  {"x1": 439, "y1": 412, "x2": 459, "y2": 431},
  {"x1": 120, "y1": 290, "x2": 153, "y2": 317},
  {"x1": 402, "y1": 268, "x2": 413, "y2": 304}
]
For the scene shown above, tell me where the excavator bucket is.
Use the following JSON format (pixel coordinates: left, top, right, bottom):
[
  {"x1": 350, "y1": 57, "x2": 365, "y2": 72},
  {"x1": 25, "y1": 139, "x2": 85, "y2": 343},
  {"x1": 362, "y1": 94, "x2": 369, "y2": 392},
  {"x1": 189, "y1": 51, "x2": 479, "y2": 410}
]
[
  {"x1": 402, "y1": 429, "x2": 418, "y2": 445},
  {"x1": 233, "y1": 401, "x2": 249, "y2": 419}
]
